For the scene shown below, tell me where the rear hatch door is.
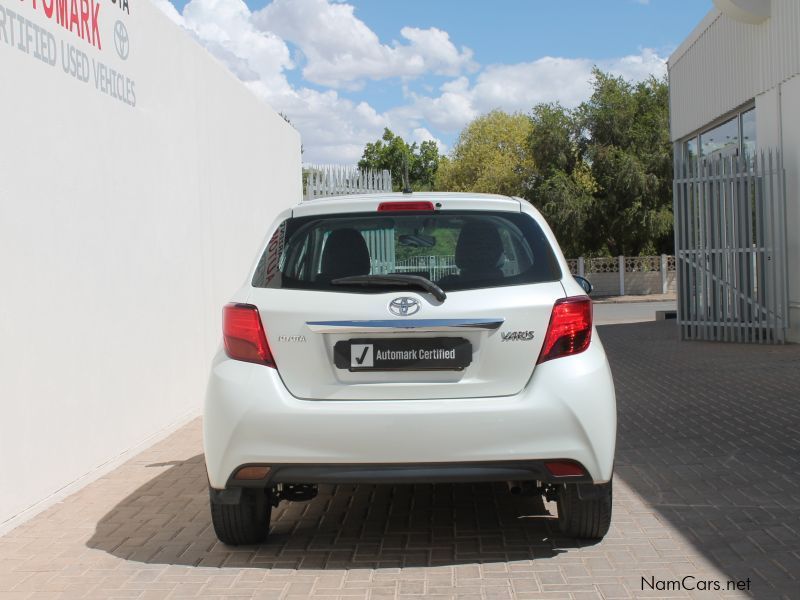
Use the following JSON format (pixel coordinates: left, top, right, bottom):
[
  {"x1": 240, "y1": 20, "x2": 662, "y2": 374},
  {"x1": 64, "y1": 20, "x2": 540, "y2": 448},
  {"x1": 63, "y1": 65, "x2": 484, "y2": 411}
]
[{"x1": 250, "y1": 283, "x2": 563, "y2": 400}]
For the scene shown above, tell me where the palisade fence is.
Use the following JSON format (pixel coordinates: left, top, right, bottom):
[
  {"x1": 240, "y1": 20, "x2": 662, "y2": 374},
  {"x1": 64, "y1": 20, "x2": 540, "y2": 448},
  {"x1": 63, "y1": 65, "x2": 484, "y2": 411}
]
[
  {"x1": 304, "y1": 164, "x2": 392, "y2": 200},
  {"x1": 673, "y1": 150, "x2": 789, "y2": 343},
  {"x1": 392, "y1": 255, "x2": 459, "y2": 280}
]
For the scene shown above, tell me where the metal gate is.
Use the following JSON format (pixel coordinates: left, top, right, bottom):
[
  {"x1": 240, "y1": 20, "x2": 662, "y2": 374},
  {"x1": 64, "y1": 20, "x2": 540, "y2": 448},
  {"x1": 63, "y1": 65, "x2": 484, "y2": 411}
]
[{"x1": 673, "y1": 150, "x2": 789, "y2": 343}]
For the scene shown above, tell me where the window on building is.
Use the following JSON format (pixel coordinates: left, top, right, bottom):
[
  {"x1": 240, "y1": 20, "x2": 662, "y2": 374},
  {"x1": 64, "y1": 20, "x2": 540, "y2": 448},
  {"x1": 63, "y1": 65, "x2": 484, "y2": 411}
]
[
  {"x1": 741, "y1": 108, "x2": 756, "y2": 159},
  {"x1": 679, "y1": 106, "x2": 756, "y2": 166},
  {"x1": 683, "y1": 138, "x2": 698, "y2": 163},
  {"x1": 700, "y1": 117, "x2": 739, "y2": 158}
]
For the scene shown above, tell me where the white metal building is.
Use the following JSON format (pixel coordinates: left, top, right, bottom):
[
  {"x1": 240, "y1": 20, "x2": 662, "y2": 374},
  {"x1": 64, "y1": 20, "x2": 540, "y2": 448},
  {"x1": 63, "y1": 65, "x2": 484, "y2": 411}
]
[{"x1": 669, "y1": 0, "x2": 800, "y2": 342}]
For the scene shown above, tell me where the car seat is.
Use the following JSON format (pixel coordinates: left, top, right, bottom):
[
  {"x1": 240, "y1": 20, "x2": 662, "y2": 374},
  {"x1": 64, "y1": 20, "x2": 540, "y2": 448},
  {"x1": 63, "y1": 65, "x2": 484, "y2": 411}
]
[
  {"x1": 317, "y1": 228, "x2": 371, "y2": 282},
  {"x1": 439, "y1": 221, "x2": 504, "y2": 286}
]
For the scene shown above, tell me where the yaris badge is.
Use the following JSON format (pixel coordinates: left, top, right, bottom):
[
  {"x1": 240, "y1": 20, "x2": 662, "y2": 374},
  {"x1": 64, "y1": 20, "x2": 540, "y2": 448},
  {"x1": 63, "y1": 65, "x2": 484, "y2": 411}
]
[{"x1": 389, "y1": 297, "x2": 420, "y2": 316}]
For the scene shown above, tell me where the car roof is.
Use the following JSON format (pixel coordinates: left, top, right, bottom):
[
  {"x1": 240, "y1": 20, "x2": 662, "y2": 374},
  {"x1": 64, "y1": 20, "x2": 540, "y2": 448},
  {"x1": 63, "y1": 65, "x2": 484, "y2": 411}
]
[{"x1": 293, "y1": 192, "x2": 523, "y2": 217}]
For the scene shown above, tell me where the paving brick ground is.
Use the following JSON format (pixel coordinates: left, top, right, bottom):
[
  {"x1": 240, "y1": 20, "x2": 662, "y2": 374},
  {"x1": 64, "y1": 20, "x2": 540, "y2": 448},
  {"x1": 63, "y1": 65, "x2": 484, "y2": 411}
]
[{"x1": 1, "y1": 321, "x2": 798, "y2": 599}]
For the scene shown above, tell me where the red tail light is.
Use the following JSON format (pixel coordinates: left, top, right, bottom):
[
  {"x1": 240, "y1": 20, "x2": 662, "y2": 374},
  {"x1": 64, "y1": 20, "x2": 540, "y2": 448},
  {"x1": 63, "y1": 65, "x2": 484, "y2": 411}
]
[
  {"x1": 222, "y1": 303, "x2": 275, "y2": 367},
  {"x1": 378, "y1": 201, "x2": 435, "y2": 212},
  {"x1": 537, "y1": 296, "x2": 592, "y2": 364}
]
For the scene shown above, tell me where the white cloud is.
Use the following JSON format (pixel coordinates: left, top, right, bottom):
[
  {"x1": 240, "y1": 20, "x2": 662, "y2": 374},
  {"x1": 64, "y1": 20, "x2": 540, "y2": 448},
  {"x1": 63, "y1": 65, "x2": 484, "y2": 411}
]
[
  {"x1": 181, "y1": 0, "x2": 293, "y2": 89},
  {"x1": 604, "y1": 47, "x2": 667, "y2": 82},
  {"x1": 388, "y1": 78, "x2": 479, "y2": 134},
  {"x1": 159, "y1": 0, "x2": 383, "y2": 163},
  {"x1": 390, "y1": 49, "x2": 667, "y2": 137},
  {"x1": 245, "y1": 83, "x2": 388, "y2": 163},
  {"x1": 472, "y1": 49, "x2": 666, "y2": 111},
  {"x1": 154, "y1": 0, "x2": 474, "y2": 162},
  {"x1": 253, "y1": 0, "x2": 476, "y2": 89},
  {"x1": 153, "y1": 0, "x2": 667, "y2": 164},
  {"x1": 410, "y1": 127, "x2": 448, "y2": 155}
]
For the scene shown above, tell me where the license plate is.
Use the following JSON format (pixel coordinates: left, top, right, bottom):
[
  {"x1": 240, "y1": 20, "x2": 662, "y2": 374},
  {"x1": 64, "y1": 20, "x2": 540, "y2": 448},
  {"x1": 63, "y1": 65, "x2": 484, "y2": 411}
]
[{"x1": 334, "y1": 338, "x2": 472, "y2": 371}]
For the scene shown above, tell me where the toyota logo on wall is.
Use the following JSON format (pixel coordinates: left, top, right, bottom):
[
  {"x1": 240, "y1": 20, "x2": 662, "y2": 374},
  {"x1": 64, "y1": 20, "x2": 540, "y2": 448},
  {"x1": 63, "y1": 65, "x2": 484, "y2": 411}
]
[
  {"x1": 388, "y1": 297, "x2": 420, "y2": 317},
  {"x1": 114, "y1": 20, "x2": 130, "y2": 60}
]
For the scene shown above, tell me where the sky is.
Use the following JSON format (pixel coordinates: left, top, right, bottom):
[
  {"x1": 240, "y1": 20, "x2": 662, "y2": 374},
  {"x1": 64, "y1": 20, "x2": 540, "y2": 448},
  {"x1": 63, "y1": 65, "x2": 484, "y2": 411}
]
[{"x1": 158, "y1": 0, "x2": 713, "y2": 164}]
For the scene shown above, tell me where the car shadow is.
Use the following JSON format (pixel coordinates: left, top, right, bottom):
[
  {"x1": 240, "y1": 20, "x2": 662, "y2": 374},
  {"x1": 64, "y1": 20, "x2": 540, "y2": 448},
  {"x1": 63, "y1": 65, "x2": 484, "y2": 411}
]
[
  {"x1": 86, "y1": 455, "x2": 589, "y2": 568},
  {"x1": 598, "y1": 320, "x2": 800, "y2": 597}
]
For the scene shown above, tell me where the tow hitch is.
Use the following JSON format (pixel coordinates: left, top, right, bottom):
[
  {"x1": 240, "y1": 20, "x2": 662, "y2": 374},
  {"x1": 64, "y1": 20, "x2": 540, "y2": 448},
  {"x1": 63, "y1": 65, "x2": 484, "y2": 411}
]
[{"x1": 273, "y1": 483, "x2": 318, "y2": 504}]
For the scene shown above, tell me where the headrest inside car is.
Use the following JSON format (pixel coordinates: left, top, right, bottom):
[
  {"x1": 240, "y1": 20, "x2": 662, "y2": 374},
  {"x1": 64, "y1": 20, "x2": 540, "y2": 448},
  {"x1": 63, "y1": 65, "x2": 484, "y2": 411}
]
[{"x1": 320, "y1": 228, "x2": 371, "y2": 279}]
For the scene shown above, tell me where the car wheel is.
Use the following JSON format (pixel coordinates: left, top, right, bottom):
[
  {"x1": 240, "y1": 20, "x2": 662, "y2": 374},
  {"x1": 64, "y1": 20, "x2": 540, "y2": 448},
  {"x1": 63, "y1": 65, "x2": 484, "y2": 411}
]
[
  {"x1": 556, "y1": 479, "x2": 612, "y2": 540},
  {"x1": 210, "y1": 487, "x2": 272, "y2": 545}
]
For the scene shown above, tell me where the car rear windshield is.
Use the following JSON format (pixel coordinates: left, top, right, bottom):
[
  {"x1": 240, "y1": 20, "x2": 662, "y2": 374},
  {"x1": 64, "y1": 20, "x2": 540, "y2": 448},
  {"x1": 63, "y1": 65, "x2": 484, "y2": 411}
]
[{"x1": 252, "y1": 210, "x2": 561, "y2": 292}]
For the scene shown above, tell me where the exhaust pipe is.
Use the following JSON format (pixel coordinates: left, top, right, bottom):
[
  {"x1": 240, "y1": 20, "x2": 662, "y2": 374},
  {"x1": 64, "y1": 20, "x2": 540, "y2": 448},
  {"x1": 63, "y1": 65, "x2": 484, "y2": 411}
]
[{"x1": 506, "y1": 481, "x2": 524, "y2": 495}]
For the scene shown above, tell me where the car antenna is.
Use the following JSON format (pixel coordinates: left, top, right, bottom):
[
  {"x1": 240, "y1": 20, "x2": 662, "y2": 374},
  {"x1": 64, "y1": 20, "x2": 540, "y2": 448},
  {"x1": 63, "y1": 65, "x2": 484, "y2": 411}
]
[{"x1": 402, "y1": 155, "x2": 412, "y2": 194}]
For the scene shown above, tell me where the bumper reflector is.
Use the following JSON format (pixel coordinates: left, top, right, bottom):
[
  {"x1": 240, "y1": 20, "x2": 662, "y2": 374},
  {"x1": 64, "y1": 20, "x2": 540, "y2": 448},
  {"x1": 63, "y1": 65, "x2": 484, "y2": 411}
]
[
  {"x1": 234, "y1": 466, "x2": 271, "y2": 480},
  {"x1": 545, "y1": 461, "x2": 586, "y2": 477}
]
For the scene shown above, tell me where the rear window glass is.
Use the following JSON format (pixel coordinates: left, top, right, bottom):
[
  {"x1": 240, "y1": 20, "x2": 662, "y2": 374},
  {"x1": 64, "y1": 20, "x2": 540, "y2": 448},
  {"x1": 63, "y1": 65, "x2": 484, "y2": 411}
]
[{"x1": 252, "y1": 211, "x2": 561, "y2": 292}]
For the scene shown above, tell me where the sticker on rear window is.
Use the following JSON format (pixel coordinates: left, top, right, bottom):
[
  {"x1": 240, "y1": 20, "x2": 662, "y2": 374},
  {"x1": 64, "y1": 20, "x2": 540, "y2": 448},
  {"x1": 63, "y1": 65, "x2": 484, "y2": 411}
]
[{"x1": 254, "y1": 220, "x2": 287, "y2": 288}]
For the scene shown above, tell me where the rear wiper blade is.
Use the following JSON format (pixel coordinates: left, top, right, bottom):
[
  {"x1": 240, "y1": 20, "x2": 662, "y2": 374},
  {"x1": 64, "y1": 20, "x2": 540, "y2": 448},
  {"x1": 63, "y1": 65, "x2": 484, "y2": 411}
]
[{"x1": 331, "y1": 274, "x2": 447, "y2": 302}]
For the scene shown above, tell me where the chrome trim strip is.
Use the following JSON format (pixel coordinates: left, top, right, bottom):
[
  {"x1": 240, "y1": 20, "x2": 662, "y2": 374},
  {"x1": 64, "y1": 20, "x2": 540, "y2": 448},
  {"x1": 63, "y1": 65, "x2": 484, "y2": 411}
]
[{"x1": 306, "y1": 318, "x2": 505, "y2": 333}]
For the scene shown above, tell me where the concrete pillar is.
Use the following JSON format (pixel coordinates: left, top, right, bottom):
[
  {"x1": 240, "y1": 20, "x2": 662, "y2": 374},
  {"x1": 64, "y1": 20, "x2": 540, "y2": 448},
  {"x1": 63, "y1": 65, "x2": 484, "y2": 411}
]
[{"x1": 618, "y1": 256, "x2": 625, "y2": 296}]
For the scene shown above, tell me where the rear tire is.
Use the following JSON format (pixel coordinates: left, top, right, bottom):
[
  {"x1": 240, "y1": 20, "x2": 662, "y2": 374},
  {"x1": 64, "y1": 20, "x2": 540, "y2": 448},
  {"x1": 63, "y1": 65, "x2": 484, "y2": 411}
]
[
  {"x1": 210, "y1": 487, "x2": 272, "y2": 545},
  {"x1": 556, "y1": 480, "x2": 612, "y2": 540}
]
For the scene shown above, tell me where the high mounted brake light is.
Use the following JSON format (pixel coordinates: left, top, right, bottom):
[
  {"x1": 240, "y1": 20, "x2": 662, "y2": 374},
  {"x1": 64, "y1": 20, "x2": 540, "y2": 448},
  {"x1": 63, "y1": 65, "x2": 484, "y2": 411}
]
[
  {"x1": 377, "y1": 201, "x2": 435, "y2": 212},
  {"x1": 223, "y1": 303, "x2": 276, "y2": 367},
  {"x1": 537, "y1": 296, "x2": 592, "y2": 364}
]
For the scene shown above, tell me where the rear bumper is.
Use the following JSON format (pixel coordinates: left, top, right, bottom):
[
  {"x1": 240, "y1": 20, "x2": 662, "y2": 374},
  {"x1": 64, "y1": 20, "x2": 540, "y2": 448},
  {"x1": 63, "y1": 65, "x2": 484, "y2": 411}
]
[
  {"x1": 203, "y1": 330, "x2": 616, "y2": 488},
  {"x1": 227, "y1": 460, "x2": 593, "y2": 486}
]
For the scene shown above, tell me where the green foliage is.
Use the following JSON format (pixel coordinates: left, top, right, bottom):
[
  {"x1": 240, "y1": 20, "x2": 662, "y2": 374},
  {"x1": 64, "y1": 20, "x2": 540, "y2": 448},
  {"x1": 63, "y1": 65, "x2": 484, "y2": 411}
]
[
  {"x1": 535, "y1": 170, "x2": 595, "y2": 258},
  {"x1": 358, "y1": 128, "x2": 440, "y2": 191},
  {"x1": 529, "y1": 103, "x2": 578, "y2": 176},
  {"x1": 411, "y1": 140, "x2": 441, "y2": 190},
  {"x1": 434, "y1": 110, "x2": 535, "y2": 197},
  {"x1": 528, "y1": 69, "x2": 673, "y2": 256}
]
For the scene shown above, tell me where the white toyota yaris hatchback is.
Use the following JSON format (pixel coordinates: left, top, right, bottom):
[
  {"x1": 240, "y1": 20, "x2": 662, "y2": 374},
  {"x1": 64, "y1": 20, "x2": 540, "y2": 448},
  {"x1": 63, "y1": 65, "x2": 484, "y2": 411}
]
[{"x1": 205, "y1": 192, "x2": 616, "y2": 545}]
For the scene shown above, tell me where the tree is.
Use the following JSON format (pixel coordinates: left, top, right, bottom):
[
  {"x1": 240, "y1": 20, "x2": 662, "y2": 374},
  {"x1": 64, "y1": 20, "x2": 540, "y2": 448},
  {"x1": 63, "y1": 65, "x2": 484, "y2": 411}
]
[
  {"x1": 411, "y1": 140, "x2": 440, "y2": 190},
  {"x1": 527, "y1": 70, "x2": 673, "y2": 257},
  {"x1": 434, "y1": 110, "x2": 535, "y2": 197},
  {"x1": 527, "y1": 103, "x2": 596, "y2": 257},
  {"x1": 358, "y1": 129, "x2": 440, "y2": 191},
  {"x1": 529, "y1": 103, "x2": 578, "y2": 176},
  {"x1": 578, "y1": 70, "x2": 673, "y2": 256}
]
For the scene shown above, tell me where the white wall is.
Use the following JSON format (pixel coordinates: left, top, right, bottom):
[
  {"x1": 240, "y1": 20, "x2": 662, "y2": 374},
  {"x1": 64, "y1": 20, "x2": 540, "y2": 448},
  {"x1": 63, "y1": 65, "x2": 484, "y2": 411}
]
[{"x1": 0, "y1": 0, "x2": 301, "y2": 529}]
